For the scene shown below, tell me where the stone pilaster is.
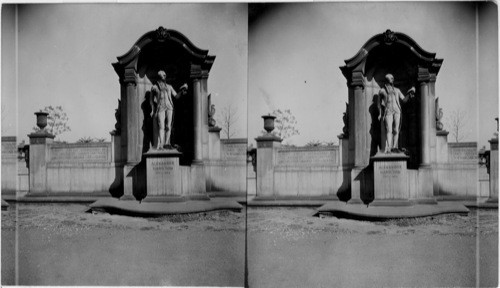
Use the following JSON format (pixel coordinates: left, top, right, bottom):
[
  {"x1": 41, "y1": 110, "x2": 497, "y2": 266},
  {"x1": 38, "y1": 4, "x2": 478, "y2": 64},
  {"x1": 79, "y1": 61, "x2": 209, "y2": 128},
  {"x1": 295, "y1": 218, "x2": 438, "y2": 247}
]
[
  {"x1": 348, "y1": 71, "x2": 366, "y2": 204},
  {"x1": 191, "y1": 77, "x2": 203, "y2": 164},
  {"x1": 418, "y1": 68, "x2": 431, "y2": 167},
  {"x1": 429, "y1": 74, "x2": 437, "y2": 164},
  {"x1": 124, "y1": 68, "x2": 139, "y2": 164},
  {"x1": 201, "y1": 73, "x2": 209, "y2": 161},
  {"x1": 120, "y1": 68, "x2": 140, "y2": 201},
  {"x1": 350, "y1": 71, "x2": 367, "y2": 168},
  {"x1": 119, "y1": 82, "x2": 128, "y2": 163}
]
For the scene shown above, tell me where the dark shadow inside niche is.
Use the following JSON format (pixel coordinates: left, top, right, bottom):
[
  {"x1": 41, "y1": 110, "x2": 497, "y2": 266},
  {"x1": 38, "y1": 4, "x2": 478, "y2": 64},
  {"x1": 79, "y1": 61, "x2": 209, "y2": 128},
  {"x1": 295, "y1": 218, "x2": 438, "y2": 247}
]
[
  {"x1": 364, "y1": 43, "x2": 420, "y2": 169},
  {"x1": 141, "y1": 91, "x2": 153, "y2": 154},
  {"x1": 136, "y1": 42, "x2": 194, "y2": 165}
]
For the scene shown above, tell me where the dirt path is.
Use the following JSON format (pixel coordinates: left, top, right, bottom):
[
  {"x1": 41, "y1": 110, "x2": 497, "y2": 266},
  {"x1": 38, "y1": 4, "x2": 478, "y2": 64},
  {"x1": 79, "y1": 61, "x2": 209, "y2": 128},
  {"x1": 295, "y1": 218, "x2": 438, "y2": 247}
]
[
  {"x1": 246, "y1": 207, "x2": 498, "y2": 288},
  {"x1": 1, "y1": 203, "x2": 245, "y2": 286},
  {"x1": 2, "y1": 204, "x2": 498, "y2": 287}
]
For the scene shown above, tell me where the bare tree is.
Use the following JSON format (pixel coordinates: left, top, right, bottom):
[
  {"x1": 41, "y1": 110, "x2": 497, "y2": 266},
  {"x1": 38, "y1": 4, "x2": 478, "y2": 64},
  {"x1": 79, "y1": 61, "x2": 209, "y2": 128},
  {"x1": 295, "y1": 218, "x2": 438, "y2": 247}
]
[
  {"x1": 218, "y1": 103, "x2": 239, "y2": 139},
  {"x1": 262, "y1": 109, "x2": 300, "y2": 144},
  {"x1": 446, "y1": 109, "x2": 469, "y2": 142},
  {"x1": 33, "y1": 105, "x2": 71, "y2": 139}
]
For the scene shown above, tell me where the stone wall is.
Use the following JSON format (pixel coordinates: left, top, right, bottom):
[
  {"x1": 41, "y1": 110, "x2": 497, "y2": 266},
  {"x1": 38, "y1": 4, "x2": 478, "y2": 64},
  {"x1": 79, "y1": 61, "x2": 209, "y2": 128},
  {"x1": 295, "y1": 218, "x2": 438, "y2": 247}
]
[
  {"x1": 447, "y1": 142, "x2": 478, "y2": 163},
  {"x1": 254, "y1": 138, "x2": 490, "y2": 201},
  {"x1": 276, "y1": 146, "x2": 339, "y2": 166},
  {"x1": 27, "y1": 134, "x2": 248, "y2": 196},
  {"x1": 220, "y1": 139, "x2": 247, "y2": 162},
  {"x1": 43, "y1": 142, "x2": 118, "y2": 194},
  {"x1": 272, "y1": 146, "x2": 344, "y2": 198},
  {"x1": 48, "y1": 143, "x2": 112, "y2": 163},
  {"x1": 206, "y1": 138, "x2": 247, "y2": 194},
  {"x1": 1, "y1": 136, "x2": 18, "y2": 194},
  {"x1": 434, "y1": 142, "x2": 478, "y2": 197}
]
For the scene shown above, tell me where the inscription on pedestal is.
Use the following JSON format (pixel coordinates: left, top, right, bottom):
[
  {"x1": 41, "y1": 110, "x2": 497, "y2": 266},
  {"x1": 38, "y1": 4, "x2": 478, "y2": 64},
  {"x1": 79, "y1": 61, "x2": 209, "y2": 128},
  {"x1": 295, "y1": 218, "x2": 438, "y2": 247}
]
[
  {"x1": 151, "y1": 159, "x2": 175, "y2": 174},
  {"x1": 373, "y1": 157, "x2": 409, "y2": 200},
  {"x1": 146, "y1": 156, "x2": 180, "y2": 196},
  {"x1": 379, "y1": 163, "x2": 402, "y2": 178}
]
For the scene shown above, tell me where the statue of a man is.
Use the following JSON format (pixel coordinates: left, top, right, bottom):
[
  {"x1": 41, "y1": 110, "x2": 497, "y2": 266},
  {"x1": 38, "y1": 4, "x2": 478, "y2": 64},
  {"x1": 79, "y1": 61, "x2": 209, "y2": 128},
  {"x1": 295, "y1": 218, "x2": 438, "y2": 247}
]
[
  {"x1": 150, "y1": 70, "x2": 188, "y2": 150},
  {"x1": 378, "y1": 74, "x2": 415, "y2": 153}
]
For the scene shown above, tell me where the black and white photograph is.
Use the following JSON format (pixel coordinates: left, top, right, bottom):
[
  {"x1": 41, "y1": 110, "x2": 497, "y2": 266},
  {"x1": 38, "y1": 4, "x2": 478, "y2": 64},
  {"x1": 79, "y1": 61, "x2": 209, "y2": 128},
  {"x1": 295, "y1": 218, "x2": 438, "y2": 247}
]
[
  {"x1": 246, "y1": 2, "x2": 498, "y2": 287},
  {"x1": 2, "y1": 3, "x2": 248, "y2": 286},
  {"x1": 1, "y1": 2, "x2": 499, "y2": 287}
]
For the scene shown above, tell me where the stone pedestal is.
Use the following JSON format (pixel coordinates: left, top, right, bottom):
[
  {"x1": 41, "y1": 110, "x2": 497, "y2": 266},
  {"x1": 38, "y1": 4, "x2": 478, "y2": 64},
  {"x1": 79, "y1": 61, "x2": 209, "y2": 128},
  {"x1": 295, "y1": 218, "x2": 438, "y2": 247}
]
[
  {"x1": 371, "y1": 152, "x2": 411, "y2": 206},
  {"x1": 28, "y1": 131, "x2": 55, "y2": 194},
  {"x1": 144, "y1": 150, "x2": 182, "y2": 201},
  {"x1": 255, "y1": 134, "x2": 282, "y2": 198}
]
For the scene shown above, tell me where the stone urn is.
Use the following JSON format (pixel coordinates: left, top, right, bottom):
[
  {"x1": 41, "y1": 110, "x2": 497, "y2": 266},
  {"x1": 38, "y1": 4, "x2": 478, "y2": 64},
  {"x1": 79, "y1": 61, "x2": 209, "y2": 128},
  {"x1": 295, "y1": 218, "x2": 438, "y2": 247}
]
[
  {"x1": 262, "y1": 114, "x2": 276, "y2": 134},
  {"x1": 35, "y1": 111, "x2": 49, "y2": 131}
]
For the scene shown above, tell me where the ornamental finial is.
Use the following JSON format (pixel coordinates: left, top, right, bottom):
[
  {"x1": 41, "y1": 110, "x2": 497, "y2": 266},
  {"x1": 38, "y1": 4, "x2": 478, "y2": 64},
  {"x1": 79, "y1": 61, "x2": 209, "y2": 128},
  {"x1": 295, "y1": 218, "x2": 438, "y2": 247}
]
[
  {"x1": 156, "y1": 26, "x2": 170, "y2": 42},
  {"x1": 383, "y1": 29, "x2": 398, "y2": 45}
]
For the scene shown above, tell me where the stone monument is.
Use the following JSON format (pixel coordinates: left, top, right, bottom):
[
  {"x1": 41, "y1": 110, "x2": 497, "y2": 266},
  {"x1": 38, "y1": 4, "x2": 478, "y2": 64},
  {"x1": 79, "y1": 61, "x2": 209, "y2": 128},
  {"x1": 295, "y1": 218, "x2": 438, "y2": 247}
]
[
  {"x1": 112, "y1": 27, "x2": 215, "y2": 202},
  {"x1": 340, "y1": 29, "x2": 443, "y2": 206}
]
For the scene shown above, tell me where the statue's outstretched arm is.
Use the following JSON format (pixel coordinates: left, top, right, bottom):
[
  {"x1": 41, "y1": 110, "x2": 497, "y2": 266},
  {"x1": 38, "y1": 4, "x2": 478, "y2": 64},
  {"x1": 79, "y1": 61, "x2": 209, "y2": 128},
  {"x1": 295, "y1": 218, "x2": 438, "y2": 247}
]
[
  {"x1": 172, "y1": 83, "x2": 188, "y2": 99},
  {"x1": 400, "y1": 87, "x2": 415, "y2": 103}
]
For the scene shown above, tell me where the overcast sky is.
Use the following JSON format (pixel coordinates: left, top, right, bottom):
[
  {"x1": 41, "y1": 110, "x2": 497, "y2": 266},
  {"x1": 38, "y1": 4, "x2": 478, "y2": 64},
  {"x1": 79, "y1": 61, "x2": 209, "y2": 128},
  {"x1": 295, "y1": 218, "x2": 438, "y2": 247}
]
[
  {"x1": 249, "y1": 2, "x2": 498, "y2": 148},
  {"x1": 2, "y1": 3, "x2": 248, "y2": 143}
]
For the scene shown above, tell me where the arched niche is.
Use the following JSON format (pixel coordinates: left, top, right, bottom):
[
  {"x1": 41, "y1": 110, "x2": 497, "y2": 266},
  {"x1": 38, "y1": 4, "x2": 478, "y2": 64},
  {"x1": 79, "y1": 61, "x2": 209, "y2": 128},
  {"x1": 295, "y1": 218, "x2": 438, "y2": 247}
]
[
  {"x1": 364, "y1": 42, "x2": 420, "y2": 167},
  {"x1": 340, "y1": 30, "x2": 442, "y2": 169},
  {"x1": 135, "y1": 42, "x2": 194, "y2": 162},
  {"x1": 113, "y1": 27, "x2": 215, "y2": 166}
]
